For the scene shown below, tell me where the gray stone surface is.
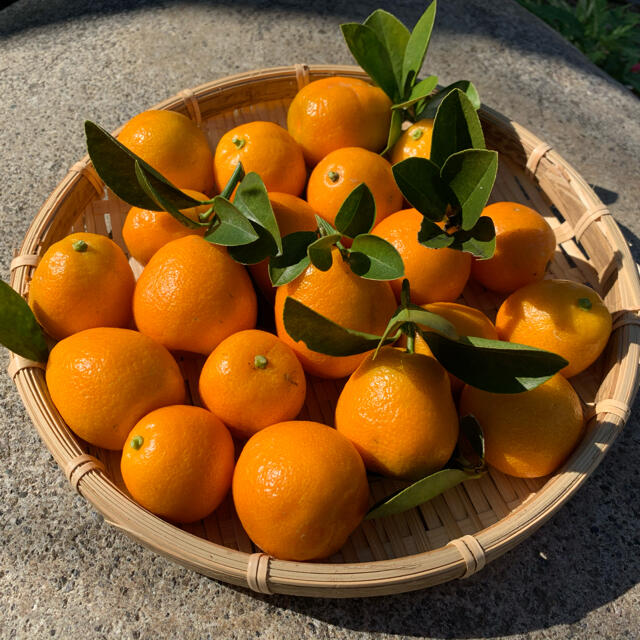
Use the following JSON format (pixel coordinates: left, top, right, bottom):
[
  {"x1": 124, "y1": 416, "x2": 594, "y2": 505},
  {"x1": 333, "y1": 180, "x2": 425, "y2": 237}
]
[{"x1": 1, "y1": 1, "x2": 639, "y2": 638}]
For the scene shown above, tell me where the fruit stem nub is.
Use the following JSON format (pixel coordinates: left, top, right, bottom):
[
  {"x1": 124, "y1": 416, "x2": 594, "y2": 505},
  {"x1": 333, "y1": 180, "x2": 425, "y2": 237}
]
[
  {"x1": 254, "y1": 354, "x2": 268, "y2": 369},
  {"x1": 327, "y1": 170, "x2": 340, "y2": 183},
  {"x1": 410, "y1": 129, "x2": 423, "y2": 140},
  {"x1": 232, "y1": 136, "x2": 246, "y2": 149},
  {"x1": 131, "y1": 435, "x2": 144, "y2": 450},
  {"x1": 72, "y1": 240, "x2": 88, "y2": 252},
  {"x1": 578, "y1": 297, "x2": 593, "y2": 310}
]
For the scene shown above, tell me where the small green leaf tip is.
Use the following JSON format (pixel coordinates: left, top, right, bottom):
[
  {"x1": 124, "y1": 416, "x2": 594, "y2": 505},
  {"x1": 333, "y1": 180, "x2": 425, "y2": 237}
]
[
  {"x1": 232, "y1": 136, "x2": 246, "y2": 149},
  {"x1": 254, "y1": 354, "x2": 268, "y2": 369},
  {"x1": 72, "y1": 239, "x2": 88, "y2": 252},
  {"x1": 131, "y1": 435, "x2": 144, "y2": 450},
  {"x1": 410, "y1": 129, "x2": 423, "y2": 140},
  {"x1": 328, "y1": 170, "x2": 340, "y2": 183},
  {"x1": 578, "y1": 297, "x2": 593, "y2": 310}
]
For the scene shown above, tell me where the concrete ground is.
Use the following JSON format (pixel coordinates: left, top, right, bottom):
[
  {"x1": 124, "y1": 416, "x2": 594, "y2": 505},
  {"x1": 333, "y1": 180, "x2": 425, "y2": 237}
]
[{"x1": 1, "y1": 1, "x2": 639, "y2": 638}]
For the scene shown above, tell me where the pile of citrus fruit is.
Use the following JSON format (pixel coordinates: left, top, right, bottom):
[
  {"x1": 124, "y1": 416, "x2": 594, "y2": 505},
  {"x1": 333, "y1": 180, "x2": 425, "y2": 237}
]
[{"x1": 6, "y1": 5, "x2": 614, "y2": 564}]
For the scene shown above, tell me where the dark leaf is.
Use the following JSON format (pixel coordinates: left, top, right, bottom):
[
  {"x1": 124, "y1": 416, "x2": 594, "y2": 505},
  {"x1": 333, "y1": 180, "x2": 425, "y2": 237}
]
[
  {"x1": 233, "y1": 172, "x2": 282, "y2": 256},
  {"x1": 419, "y1": 330, "x2": 568, "y2": 393},
  {"x1": 391, "y1": 157, "x2": 450, "y2": 221},
  {"x1": 455, "y1": 414, "x2": 485, "y2": 469},
  {"x1": 340, "y1": 23, "x2": 399, "y2": 100},
  {"x1": 348, "y1": 234, "x2": 405, "y2": 280},
  {"x1": 283, "y1": 297, "x2": 398, "y2": 357},
  {"x1": 315, "y1": 215, "x2": 339, "y2": 237},
  {"x1": 366, "y1": 468, "x2": 483, "y2": 519},
  {"x1": 85, "y1": 120, "x2": 202, "y2": 211},
  {"x1": 268, "y1": 231, "x2": 317, "y2": 286},
  {"x1": 382, "y1": 108, "x2": 404, "y2": 156},
  {"x1": 418, "y1": 216, "x2": 455, "y2": 249},
  {"x1": 451, "y1": 216, "x2": 496, "y2": 259},
  {"x1": 364, "y1": 9, "x2": 410, "y2": 96},
  {"x1": 0, "y1": 281, "x2": 48, "y2": 362},
  {"x1": 307, "y1": 234, "x2": 340, "y2": 271},
  {"x1": 227, "y1": 224, "x2": 277, "y2": 265},
  {"x1": 441, "y1": 149, "x2": 498, "y2": 230},
  {"x1": 392, "y1": 75, "x2": 438, "y2": 110},
  {"x1": 419, "y1": 80, "x2": 481, "y2": 119},
  {"x1": 204, "y1": 196, "x2": 259, "y2": 246},
  {"x1": 430, "y1": 88, "x2": 486, "y2": 168},
  {"x1": 401, "y1": 0, "x2": 437, "y2": 96},
  {"x1": 334, "y1": 184, "x2": 376, "y2": 238}
]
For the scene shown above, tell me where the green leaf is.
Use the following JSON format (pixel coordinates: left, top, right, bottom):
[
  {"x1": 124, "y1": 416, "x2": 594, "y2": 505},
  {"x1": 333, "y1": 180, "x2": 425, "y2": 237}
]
[
  {"x1": 220, "y1": 162, "x2": 245, "y2": 200},
  {"x1": 430, "y1": 88, "x2": 486, "y2": 168},
  {"x1": 364, "y1": 9, "x2": 411, "y2": 96},
  {"x1": 134, "y1": 162, "x2": 202, "y2": 229},
  {"x1": 233, "y1": 172, "x2": 282, "y2": 256},
  {"x1": 418, "y1": 80, "x2": 481, "y2": 119},
  {"x1": 334, "y1": 183, "x2": 376, "y2": 238},
  {"x1": 85, "y1": 120, "x2": 202, "y2": 211},
  {"x1": 227, "y1": 225, "x2": 277, "y2": 265},
  {"x1": 0, "y1": 281, "x2": 48, "y2": 362},
  {"x1": 419, "y1": 330, "x2": 568, "y2": 393},
  {"x1": 392, "y1": 75, "x2": 438, "y2": 110},
  {"x1": 451, "y1": 216, "x2": 496, "y2": 259},
  {"x1": 307, "y1": 234, "x2": 340, "y2": 271},
  {"x1": 382, "y1": 108, "x2": 404, "y2": 155},
  {"x1": 418, "y1": 217, "x2": 455, "y2": 249},
  {"x1": 204, "y1": 196, "x2": 259, "y2": 246},
  {"x1": 392, "y1": 157, "x2": 450, "y2": 221},
  {"x1": 441, "y1": 149, "x2": 498, "y2": 230},
  {"x1": 268, "y1": 231, "x2": 317, "y2": 286},
  {"x1": 283, "y1": 297, "x2": 398, "y2": 357},
  {"x1": 348, "y1": 234, "x2": 405, "y2": 281},
  {"x1": 340, "y1": 23, "x2": 399, "y2": 100},
  {"x1": 315, "y1": 215, "x2": 339, "y2": 237},
  {"x1": 366, "y1": 468, "x2": 482, "y2": 520},
  {"x1": 401, "y1": 0, "x2": 437, "y2": 95}
]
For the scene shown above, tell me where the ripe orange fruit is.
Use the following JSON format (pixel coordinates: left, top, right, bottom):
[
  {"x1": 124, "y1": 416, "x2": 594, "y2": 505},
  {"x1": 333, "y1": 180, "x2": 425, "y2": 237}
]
[
  {"x1": 122, "y1": 189, "x2": 210, "y2": 265},
  {"x1": 306, "y1": 147, "x2": 403, "y2": 228},
  {"x1": 274, "y1": 248, "x2": 398, "y2": 378},
  {"x1": 117, "y1": 110, "x2": 214, "y2": 194},
  {"x1": 335, "y1": 347, "x2": 459, "y2": 480},
  {"x1": 471, "y1": 202, "x2": 556, "y2": 294},
  {"x1": 29, "y1": 232, "x2": 135, "y2": 340},
  {"x1": 133, "y1": 235, "x2": 257, "y2": 355},
  {"x1": 287, "y1": 76, "x2": 392, "y2": 166},
  {"x1": 372, "y1": 208, "x2": 472, "y2": 304},
  {"x1": 247, "y1": 192, "x2": 318, "y2": 297},
  {"x1": 121, "y1": 405, "x2": 234, "y2": 523},
  {"x1": 390, "y1": 118, "x2": 434, "y2": 164},
  {"x1": 213, "y1": 121, "x2": 306, "y2": 196},
  {"x1": 459, "y1": 374, "x2": 584, "y2": 478},
  {"x1": 199, "y1": 329, "x2": 306, "y2": 439},
  {"x1": 46, "y1": 328, "x2": 185, "y2": 450},
  {"x1": 495, "y1": 279, "x2": 612, "y2": 378},
  {"x1": 232, "y1": 420, "x2": 369, "y2": 561},
  {"x1": 415, "y1": 302, "x2": 498, "y2": 393}
]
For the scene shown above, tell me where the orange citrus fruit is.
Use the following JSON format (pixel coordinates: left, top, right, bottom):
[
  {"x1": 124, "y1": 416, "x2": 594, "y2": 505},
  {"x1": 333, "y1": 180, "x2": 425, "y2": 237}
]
[
  {"x1": 415, "y1": 302, "x2": 498, "y2": 393},
  {"x1": 495, "y1": 279, "x2": 612, "y2": 378},
  {"x1": 29, "y1": 232, "x2": 135, "y2": 340},
  {"x1": 133, "y1": 235, "x2": 257, "y2": 355},
  {"x1": 247, "y1": 192, "x2": 318, "y2": 297},
  {"x1": 121, "y1": 405, "x2": 234, "y2": 523},
  {"x1": 306, "y1": 147, "x2": 403, "y2": 228},
  {"x1": 335, "y1": 347, "x2": 459, "y2": 480},
  {"x1": 122, "y1": 189, "x2": 210, "y2": 265},
  {"x1": 390, "y1": 118, "x2": 434, "y2": 164},
  {"x1": 372, "y1": 208, "x2": 472, "y2": 304},
  {"x1": 471, "y1": 201, "x2": 556, "y2": 294},
  {"x1": 46, "y1": 328, "x2": 185, "y2": 450},
  {"x1": 117, "y1": 109, "x2": 214, "y2": 194},
  {"x1": 287, "y1": 76, "x2": 392, "y2": 166},
  {"x1": 199, "y1": 329, "x2": 306, "y2": 440},
  {"x1": 274, "y1": 248, "x2": 398, "y2": 378},
  {"x1": 459, "y1": 374, "x2": 584, "y2": 478},
  {"x1": 232, "y1": 420, "x2": 369, "y2": 561},
  {"x1": 213, "y1": 121, "x2": 306, "y2": 196}
]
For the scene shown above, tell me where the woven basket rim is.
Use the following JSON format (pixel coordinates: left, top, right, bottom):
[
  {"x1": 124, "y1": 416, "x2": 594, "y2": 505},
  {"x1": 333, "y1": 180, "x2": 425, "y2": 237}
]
[{"x1": 8, "y1": 64, "x2": 640, "y2": 597}]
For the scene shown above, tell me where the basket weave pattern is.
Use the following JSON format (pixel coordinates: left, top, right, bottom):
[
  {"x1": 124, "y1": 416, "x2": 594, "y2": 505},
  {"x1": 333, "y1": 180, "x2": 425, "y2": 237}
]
[{"x1": 8, "y1": 65, "x2": 640, "y2": 597}]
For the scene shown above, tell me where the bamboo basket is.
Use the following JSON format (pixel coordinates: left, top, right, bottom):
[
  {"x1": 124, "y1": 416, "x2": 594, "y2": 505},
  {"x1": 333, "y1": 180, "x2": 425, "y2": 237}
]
[{"x1": 7, "y1": 64, "x2": 640, "y2": 598}]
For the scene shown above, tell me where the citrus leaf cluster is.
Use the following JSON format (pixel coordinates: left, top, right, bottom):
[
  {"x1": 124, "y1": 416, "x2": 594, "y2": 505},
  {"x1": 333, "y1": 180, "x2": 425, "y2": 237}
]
[{"x1": 268, "y1": 183, "x2": 404, "y2": 286}]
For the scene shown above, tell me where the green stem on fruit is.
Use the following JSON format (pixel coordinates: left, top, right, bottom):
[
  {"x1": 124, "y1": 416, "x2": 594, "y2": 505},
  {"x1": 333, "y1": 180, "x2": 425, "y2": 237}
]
[
  {"x1": 72, "y1": 240, "x2": 88, "y2": 252},
  {"x1": 130, "y1": 435, "x2": 144, "y2": 450},
  {"x1": 254, "y1": 355, "x2": 268, "y2": 369}
]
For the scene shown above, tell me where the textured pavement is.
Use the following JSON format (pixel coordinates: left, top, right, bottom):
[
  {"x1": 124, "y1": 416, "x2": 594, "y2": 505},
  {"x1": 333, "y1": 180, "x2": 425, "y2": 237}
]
[{"x1": 1, "y1": 1, "x2": 639, "y2": 638}]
